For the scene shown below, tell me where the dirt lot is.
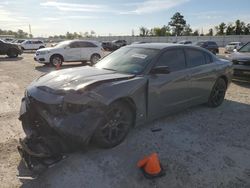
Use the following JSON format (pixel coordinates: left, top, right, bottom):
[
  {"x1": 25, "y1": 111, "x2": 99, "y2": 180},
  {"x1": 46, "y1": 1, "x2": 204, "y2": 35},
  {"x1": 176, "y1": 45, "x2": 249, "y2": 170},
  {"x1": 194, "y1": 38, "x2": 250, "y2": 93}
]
[{"x1": 0, "y1": 53, "x2": 250, "y2": 188}]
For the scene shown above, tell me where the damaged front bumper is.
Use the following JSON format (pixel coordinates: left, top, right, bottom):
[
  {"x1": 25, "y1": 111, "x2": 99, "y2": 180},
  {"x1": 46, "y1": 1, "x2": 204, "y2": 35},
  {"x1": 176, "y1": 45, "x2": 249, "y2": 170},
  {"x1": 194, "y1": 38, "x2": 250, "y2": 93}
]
[{"x1": 18, "y1": 90, "x2": 107, "y2": 170}]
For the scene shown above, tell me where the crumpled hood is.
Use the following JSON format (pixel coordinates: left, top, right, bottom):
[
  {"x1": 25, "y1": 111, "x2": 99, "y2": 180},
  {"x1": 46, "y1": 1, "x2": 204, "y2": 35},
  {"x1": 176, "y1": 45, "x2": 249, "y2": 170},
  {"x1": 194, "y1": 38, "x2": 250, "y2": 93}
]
[{"x1": 30, "y1": 66, "x2": 135, "y2": 92}]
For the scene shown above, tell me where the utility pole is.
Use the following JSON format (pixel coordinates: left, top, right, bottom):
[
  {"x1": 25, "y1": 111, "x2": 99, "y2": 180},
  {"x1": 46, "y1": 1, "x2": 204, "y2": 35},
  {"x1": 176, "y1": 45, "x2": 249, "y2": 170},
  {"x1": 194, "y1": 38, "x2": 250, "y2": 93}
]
[{"x1": 29, "y1": 24, "x2": 32, "y2": 38}]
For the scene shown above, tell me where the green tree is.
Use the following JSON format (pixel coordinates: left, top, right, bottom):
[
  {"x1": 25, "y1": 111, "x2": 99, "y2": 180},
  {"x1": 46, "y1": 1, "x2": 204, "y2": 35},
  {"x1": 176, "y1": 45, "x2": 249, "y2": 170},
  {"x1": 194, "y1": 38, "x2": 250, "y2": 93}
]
[
  {"x1": 168, "y1": 12, "x2": 186, "y2": 36},
  {"x1": 139, "y1": 27, "x2": 149, "y2": 37},
  {"x1": 182, "y1": 24, "x2": 192, "y2": 36},
  {"x1": 235, "y1": 20, "x2": 245, "y2": 35},
  {"x1": 226, "y1": 23, "x2": 235, "y2": 35},
  {"x1": 244, "y1": 24, "x2": 250, "y2": 35},
  {"x1": 193, "y1": 30, "x2": 199, "y2": 36},
  {"x1": 15, "y1": 29, "x2": 29, "y2": 38},
  {"x1": 206, "y1": 28, "x2": 213, "y2": 36},
  {"x1": 215, "y1": 22, "x2": 226, "y2": 35}
]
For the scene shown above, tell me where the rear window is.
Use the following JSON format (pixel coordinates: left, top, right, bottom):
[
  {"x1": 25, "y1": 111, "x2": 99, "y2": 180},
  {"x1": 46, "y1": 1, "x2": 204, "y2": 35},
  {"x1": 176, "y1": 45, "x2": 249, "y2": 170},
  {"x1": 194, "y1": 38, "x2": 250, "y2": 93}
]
[
  {"x1": 185, "y1": 49, "x2": 206, "y2": 67},
  {"x1": 156, "y1": 49, "x2": 186, "y2": 72}
]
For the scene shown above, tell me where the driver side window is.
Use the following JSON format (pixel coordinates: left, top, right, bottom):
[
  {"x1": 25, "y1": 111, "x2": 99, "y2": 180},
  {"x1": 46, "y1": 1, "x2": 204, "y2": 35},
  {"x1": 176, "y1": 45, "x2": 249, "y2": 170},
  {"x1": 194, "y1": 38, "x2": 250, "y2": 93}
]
[
  {"x1": 156, "y1": 49, "x2": 186, "y2": 72},
  {"x1": 69, "y1": 42, "x2": 80, "y2": 48}
]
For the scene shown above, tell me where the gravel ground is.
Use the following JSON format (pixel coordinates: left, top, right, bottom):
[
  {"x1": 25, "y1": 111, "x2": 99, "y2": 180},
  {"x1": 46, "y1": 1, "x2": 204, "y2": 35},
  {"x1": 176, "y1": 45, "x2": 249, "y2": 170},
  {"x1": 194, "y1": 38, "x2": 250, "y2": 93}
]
[{"x1": 0, "y1": 53, "x2": 250, "y2": 188}]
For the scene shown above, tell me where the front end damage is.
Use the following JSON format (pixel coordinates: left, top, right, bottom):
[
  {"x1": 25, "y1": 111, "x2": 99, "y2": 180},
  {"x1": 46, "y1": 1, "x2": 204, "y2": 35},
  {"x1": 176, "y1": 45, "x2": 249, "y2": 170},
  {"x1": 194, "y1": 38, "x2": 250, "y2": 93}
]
[{"x1": 18, "y1": 89, "x2": 107, "y2": 171}]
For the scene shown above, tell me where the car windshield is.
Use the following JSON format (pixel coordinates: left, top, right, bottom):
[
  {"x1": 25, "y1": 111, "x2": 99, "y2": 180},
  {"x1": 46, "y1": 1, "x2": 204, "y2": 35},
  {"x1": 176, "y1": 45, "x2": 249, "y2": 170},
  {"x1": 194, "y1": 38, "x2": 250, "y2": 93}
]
[
  {"x1": 238, "y1": 43, "x2": 250, "y2": 53},
  {"x1": 95, "y1": 47, "x2": 159, "y2": 74},
  {"x1": 55, "y1": 40, "x2": 72, "y2": 48}
]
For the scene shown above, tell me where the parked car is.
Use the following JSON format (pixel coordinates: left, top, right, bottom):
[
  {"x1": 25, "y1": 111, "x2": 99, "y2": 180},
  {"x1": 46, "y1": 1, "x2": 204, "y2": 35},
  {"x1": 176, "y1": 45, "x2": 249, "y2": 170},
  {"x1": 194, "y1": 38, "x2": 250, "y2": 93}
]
[
  {"x1": 3, "y1": 38, "x2": 15, "y2": 43},
  {"x1": 102, "y1": 41, "x2": 118, "y2": 51},
  {"x1": 227, "y1": 42, "x2": 250, "y2": 80},
  {"x1": 18, "y1": 43, "x2": 233, "y2": 170},
  {"x1": 178, "y1": 40, "x2": 192, "y2": 45},
  {"x1": 225, "y1": 42, "x2": 244, "y2": 54},
  {"x1": 12, "y1": 39, "x2": 26, "y2": 44},
  {"x1": 131, "y1": 41, "x2": 148, "y2": 44},
  {"x1": 112, "y1": 40, "x2": 127, "y2": 48},
  {"x1": 20, "y1": 40, "x2": 45, "y2": 50},
  {"x1": 0, "y1": 39, "x2": 23, "y2": 58},
  {"x1": 34, "y1": 40, "x2": 104, "y2": 66},
  {"x1": 194, "y1": 41, "x2": 219, "y2": 54}
]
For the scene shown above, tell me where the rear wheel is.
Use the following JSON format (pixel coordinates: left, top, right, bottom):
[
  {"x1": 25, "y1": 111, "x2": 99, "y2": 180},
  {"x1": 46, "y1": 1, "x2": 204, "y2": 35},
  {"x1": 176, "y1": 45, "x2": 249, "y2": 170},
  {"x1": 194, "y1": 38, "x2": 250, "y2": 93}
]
[
  {"x1": 92, "y1": 101, "x2": 134, "y2": 148},
  {"x1": 7, "y1": 49, "x2": 18, "y2": 58},
  {"x1": 207, "y1": 78, "x2": 227, "y2": 107},
  {"x1": 50, "y1": 55, "x2": 63, "y2": 67},
  {"x1": 90, "y1": 54, "x2": 101, "y2": 66}
]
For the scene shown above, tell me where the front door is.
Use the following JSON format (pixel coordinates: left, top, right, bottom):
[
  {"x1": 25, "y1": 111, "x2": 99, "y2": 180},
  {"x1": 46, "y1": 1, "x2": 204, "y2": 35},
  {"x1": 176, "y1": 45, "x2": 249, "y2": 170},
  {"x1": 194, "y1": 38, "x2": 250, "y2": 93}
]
[
  {"x1": 64, "y1": 41, "x2": 82, "y2": 61},
  {"x1": 147, "y1": 48, "x2": 191, "y2": 119}
]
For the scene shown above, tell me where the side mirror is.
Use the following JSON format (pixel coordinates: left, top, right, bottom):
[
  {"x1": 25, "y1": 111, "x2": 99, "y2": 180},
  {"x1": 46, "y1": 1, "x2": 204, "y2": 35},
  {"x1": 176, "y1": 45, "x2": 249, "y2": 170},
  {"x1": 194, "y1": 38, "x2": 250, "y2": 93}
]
[
  {"x1": 233, "y1": 49, "x2": 237, "y2": 52},
  {"x1": 150, "y1": 66, "x2": 170, "y2": 74}
]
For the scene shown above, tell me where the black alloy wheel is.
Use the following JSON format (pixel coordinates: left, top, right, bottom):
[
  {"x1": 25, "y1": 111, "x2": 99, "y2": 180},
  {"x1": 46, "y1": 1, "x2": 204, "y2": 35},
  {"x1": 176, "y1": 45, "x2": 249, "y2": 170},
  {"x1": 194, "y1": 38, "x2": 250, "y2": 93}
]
[
  {"x1": 208, "y1": 78, "x2": 227, "y2": 107},
  {"x1": 93, "y1": 101, "x2": 134, "y2": 148}
]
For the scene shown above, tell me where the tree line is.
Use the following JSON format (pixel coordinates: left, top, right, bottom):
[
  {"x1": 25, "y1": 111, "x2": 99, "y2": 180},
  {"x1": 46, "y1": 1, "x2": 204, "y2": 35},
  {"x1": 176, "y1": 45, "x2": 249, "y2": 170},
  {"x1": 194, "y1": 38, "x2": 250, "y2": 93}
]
[
  {"x1": 0, "y1": 29, "x2": 32, "y2": 38},
  {"x1": 139, "y1": 12, "x2": 250, "y2": 37},
  {"x1": 1, "y1": 12, "x2": 250, "y2": 39}
]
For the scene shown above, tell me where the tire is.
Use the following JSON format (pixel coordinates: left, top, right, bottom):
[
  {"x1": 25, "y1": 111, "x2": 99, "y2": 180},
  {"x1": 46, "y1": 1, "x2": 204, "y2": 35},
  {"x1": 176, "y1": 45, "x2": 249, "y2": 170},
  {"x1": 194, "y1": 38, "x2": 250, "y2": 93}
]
[
  {"x1": 92, "y1": 101, "x2": 134, "y2": 148},
  {"x1": 207, "y1": 78, "x2": 227, "y2": 107},
  {"x1": 90, "y1": 54, "x2": 101, "y2": 66},
  {"x1": 50, "y1": 55, "x2": 63, "y2": 67},
  {"x1": 7, "y1": 49, "x2": 18, "y2": 58}
]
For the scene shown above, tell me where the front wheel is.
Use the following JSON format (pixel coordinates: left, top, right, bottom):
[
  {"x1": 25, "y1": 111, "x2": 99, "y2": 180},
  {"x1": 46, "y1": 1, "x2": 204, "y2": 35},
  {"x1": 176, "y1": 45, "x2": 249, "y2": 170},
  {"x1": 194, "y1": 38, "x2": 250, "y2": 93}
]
[
  {"x1": 90, "y1": 54, "x2": 101, "y2": 66},
  {"x1": 207, "y1": 78, "x2": 227, "y2": 107},
  {"x1": 50, "y1": 55, "x2": 63, "y2": 67},
  {"x1": 92, "y1": 101, "x2": 134, "y2": 148}
]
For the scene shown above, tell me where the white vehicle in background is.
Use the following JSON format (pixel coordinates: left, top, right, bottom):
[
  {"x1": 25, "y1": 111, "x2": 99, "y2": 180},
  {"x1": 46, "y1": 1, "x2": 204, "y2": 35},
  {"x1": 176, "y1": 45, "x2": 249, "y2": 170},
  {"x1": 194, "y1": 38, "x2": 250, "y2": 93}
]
[
  {"x1": 20, "y1": 40, "x2": 46, "y2": 50},
  {"x1": 34, "y1": 40, "x2": 104, "y2": 66},
  {"x1": 225, "y1": 42, "x2": 244, "y2": 54}
]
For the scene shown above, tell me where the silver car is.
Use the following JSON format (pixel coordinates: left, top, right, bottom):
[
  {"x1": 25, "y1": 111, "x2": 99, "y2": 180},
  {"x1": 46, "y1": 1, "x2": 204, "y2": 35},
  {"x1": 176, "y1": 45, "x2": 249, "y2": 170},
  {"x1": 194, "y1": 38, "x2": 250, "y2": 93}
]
[
  {"x1": 225, "y1": 42, "x2": 243, "y2": 54},
  {"x1": 228, "y1": 42, "x2": 250, "y2": 79}
]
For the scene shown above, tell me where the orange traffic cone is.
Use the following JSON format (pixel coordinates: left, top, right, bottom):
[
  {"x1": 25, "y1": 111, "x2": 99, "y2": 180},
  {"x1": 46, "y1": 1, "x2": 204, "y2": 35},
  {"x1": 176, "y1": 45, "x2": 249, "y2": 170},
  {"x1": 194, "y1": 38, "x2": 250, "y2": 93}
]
[{"x1": 137, "y1": 153, "x2": 165, "y2": 179}]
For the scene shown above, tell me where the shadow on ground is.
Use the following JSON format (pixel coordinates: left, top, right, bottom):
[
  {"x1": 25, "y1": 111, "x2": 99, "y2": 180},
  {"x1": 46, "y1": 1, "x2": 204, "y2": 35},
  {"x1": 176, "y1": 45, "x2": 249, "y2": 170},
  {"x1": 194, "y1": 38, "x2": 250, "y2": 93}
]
[
  {"x1": 35, "y1": 63, "x2": 89, "y2": 73},
  {"x1": 17, "y1": 99, "x2": 250, "y2": 188},
  {"x1": 0, "y1": 56, "x2": 23, "y2": 61}
]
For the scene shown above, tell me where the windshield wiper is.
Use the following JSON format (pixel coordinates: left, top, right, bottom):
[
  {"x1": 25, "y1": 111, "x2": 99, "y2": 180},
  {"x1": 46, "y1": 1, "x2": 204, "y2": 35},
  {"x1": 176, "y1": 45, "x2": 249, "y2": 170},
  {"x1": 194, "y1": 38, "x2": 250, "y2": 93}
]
[{"x1": 102, "y1": 68, "x2": 117, "y2": 71}]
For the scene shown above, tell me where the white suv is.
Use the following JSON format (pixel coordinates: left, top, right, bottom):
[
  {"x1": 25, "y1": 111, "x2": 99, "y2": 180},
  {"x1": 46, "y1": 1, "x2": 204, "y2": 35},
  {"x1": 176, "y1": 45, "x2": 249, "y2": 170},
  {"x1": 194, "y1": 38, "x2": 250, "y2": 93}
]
[
  {"x1": 34, "y1": 40, "x2": 104, "y2": 66},
  {"x1": 20, "y1": 40, "x2": 45, "y2": 50}
]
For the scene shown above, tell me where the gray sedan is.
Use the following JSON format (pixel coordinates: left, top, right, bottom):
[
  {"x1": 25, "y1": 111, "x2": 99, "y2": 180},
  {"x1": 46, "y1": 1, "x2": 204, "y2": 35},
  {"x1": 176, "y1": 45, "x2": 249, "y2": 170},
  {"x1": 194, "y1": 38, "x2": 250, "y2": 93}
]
[{"x1": 18, "y1": 43, "x2": 233, "y2": 170}]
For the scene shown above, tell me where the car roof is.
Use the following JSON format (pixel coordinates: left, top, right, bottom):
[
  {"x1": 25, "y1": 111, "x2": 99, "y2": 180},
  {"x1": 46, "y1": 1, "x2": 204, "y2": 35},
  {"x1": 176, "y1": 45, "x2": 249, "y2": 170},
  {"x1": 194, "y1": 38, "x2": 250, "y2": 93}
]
[{"x1": 129, "y1": 43, "x2": 182, "y2": 49}]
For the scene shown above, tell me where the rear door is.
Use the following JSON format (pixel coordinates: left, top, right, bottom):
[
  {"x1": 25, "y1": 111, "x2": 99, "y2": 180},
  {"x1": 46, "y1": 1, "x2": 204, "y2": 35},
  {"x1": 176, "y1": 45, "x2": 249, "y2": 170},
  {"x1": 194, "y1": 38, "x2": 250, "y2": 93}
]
[
  {"x1": 78, "y1": 42, "x2": 98, "y2": 61},
  {"x1": 184, "y1": 48, "x2": 217, "y2": 103},
  {"x1": 147, "y1": 48, "x2": 191, "y2": 119}
]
